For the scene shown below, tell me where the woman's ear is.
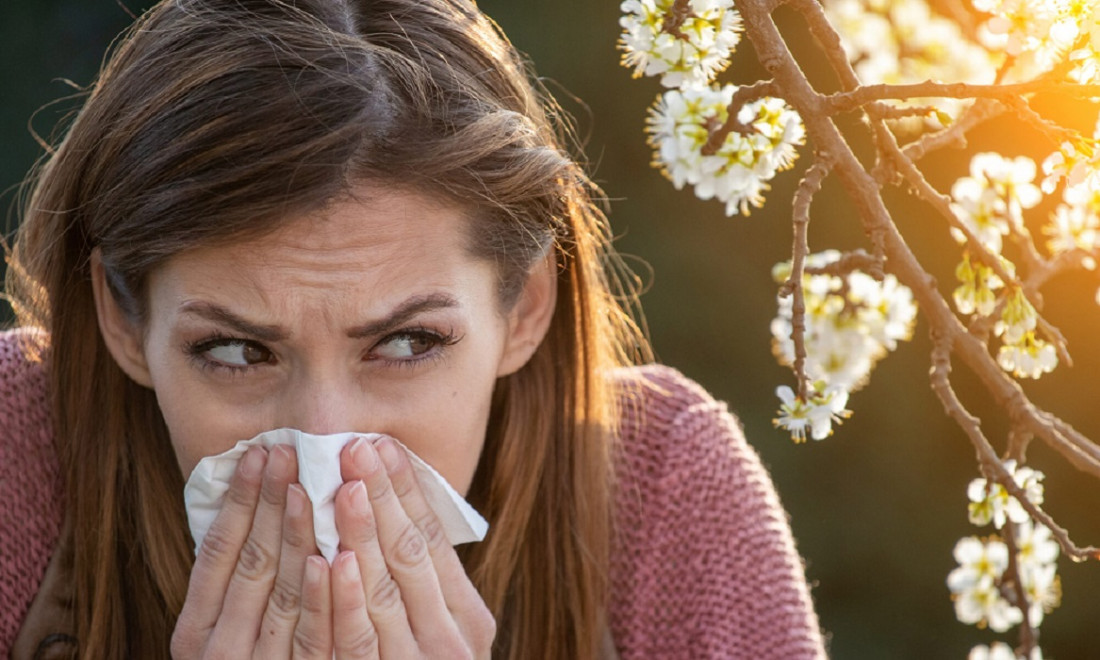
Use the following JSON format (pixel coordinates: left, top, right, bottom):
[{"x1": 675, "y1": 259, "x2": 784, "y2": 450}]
[
  {"x1": 497, "y1": 254, "x2": 558, "y2": 377},
  {"x1": 90, "y1": 249, "x2": 154, "y2": 388}
]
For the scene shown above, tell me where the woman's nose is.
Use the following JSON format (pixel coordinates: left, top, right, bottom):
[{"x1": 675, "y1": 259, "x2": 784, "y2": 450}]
[{"x1": 276, "y1": 375, "x2": 367, "y2": 435}]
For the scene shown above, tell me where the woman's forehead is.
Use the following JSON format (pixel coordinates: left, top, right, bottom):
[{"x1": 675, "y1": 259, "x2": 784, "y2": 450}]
[{"x1": 146, "y1": 188, "x2": 492, "y2": 315}]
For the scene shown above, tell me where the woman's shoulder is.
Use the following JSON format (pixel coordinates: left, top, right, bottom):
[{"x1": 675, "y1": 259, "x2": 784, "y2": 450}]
[
  {"x1": 610, "y1": 363, "x2": 749, "y2": 479},
  {"x1": 0, "y1": 327, "x2": 64, "y2": 656},
  {"x1": 0, "y1": 327, "x2": 51, "y2": 418},
  {"x1": 607, "y1": 364, "x2": 826, "y2": 659}
]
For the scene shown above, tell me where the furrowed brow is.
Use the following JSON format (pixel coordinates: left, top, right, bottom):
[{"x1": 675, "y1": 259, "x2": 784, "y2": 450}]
[
  {"x1": 346, "y1": 293, "x2": 460, "y2": 339},
  {"x1": 178, "y1": 302, "x2": 289, "y2": 342}
]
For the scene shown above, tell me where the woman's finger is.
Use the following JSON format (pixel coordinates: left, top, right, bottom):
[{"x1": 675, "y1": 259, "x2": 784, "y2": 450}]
[
  {"x1": 332, "y1": 551, "x2": 380, "y2": 659},
  {"x1": 255, "y1": 482, "x2": 317, "y2": 655},
  {"x1": 342, "y1": 438, "x2": 462, "y2": 649},
  {"x1": 373, "y1": 437, "x2": 496, "y2": 651},
  {"x1": 208, "y1": 444, "x2": 297, "y2": 649},
  {"x1": 293, "y1": 556, "x2": 333, "y2": 659},
  {"x1": 172, "y1": 446, "x2": 268, "y2": 657},
  {"x1": 334, "y1": 477, "x2": 417, "y2": 656}
]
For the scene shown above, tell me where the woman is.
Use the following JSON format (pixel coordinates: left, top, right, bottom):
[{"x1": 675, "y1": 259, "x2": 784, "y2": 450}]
[{"x1": 0, "y1": 0, "x2": 826, "y2": 657}]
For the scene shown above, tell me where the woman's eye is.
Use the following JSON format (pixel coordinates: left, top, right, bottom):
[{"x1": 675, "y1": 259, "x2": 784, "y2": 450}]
[
  {"x1": 369, "y1": 332, "x2": 441, "y2": 360},
  {"x1": 204, "y1": 340, "x2": 273, "y2": 366}
]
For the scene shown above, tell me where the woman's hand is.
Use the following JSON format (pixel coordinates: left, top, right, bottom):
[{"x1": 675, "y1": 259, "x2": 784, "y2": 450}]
[
  {"x1": 332, "y1": 436, "x2": 497, "y2": 659},
  {"x1": 170, "y1": 437, "x2": 495, "y2": 659},
  {"x1": 171, "y1": 444, "x2": 338, "y2": 658}
]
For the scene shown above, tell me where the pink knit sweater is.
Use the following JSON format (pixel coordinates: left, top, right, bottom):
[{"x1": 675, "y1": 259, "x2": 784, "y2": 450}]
[{"x1": 0, "y1": 327, "x2": 825, "y2": 657}]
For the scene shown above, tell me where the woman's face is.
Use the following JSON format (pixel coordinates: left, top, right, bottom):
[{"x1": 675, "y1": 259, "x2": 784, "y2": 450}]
[{"x1": 117, "y1": 188, "x2": 548, "y2": 494}]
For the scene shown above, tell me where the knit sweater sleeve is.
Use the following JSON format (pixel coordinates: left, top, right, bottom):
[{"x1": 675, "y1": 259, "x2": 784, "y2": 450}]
[
  {"x1": 609, "y1": 364, "x2": 826, "y2": 659},
  {"x1": 0, "y1": 329, "x2": 64, "y2": 655}
]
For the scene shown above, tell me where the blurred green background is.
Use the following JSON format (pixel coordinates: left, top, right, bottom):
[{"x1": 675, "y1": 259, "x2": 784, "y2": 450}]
[{"x1": 3, "y1": 1, "x2": 1100, "y2": 657}]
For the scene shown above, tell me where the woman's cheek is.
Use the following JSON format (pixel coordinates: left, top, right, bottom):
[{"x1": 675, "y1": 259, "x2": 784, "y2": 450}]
[
  {"x1": 154, "y1": 377, "x2": 265, "y2": 477},
  {"x1": 392, "y1": 386, "x2": 493, "y2": 496}
]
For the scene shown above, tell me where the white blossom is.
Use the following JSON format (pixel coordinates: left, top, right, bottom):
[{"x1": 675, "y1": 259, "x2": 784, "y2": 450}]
[
  {"x1": 646, "y1": 85, "x2": 804, "y2": 215},
  {"x1": 991, "y1": 288, "x2": 1058, "y2": 379},
  {"x1": 956, "y1": 467, "x2": 1061, "y2": 639},
  {"x1": 772, "y1": 383, "x2": 852, "y2": 443},
  {"x1": 1069, "y1": 3, "x2": 1100, "y2": 82},
  {"x1": 997, "y1": 335, "x2": 1059, "y2": 379},
  {"x1": 1042, "y1": 140, "x2": 1098, "y2": 194},
  {"x1": 967, "y1": 460, "x2": 1045, "y2": 529},
  {"x1": 954, "y1": 252, "x2": 1004, "y2": 317},
  {"x1": 1045, "y1": 174, "x2": 1100, "y2": 256},
  {"x1": 969, "y1": 642, "x2": 1044, "y2": 660},
  {"x1": 995, "y1": 288, "x2": 1038, "y2": 345},
  {"x1": 970, "y1": 153, "x2": 1043, "y2": 224},
  {"x1": 771, "y1": 251, "x2": 917, "y2": 400},
  {"x1": 1045, "y1": 202, "x2": 1100, "y2": 254},
  {"x1": 948, "y1": 536, "x2": 1022, "y2": 632},
  {"x1": 1015, "y1": 519, "x2": 1062, "y2": 627},
  {"x1": 826, "y1": 0, "x2": 996, "y2": 121},
  {"x1": 619, "y1": 0, "x2": 742, "y2": 88},
  {"x1": 951, "y1": 177, "x2": 1012, "y2": 254},
  {"x1": 770, "y1": 252, "x2": 916, "y2": 442},
  {"x1": 950, "y1": 153, "x2": 1043, "y2": 254}
]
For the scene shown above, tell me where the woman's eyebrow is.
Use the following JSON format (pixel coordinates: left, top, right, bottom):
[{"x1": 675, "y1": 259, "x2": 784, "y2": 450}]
[
  {"x1": 177, "y1": 293, "x2": 459, "y2": 341},
  {"x1": 346, "y1": 293, "x2": 459, "y2": 338},
  {"x1": 178, "y1": 301, "x2": 289, "y2": 342}
]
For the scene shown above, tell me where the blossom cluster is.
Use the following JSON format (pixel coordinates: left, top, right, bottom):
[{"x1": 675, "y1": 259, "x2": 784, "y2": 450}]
[
  {"x1": 773, "y1": 382, "x2": 851, "y2": 442},
  {"x1": 1042, "y1": 123, "x2": 1100, "y2": 304},
  {"x1": 995, "y1": 289, "x2": 1058, "y2": 379},
  {"x1": 770, "y1": 251, "x2": 918, "y2": 441},
  {"x1": 950, "y1": 153, "x2": 1042, "y2": 253},
  {"x1": 620, "y1": 0, "x2": 805, "y2": 215},
  {"x1": 974, "y1": 0, "x2": 1100, "y2": 80},
  {"x1": 949, "y1": 461, "x2": 1060, "y2": 656},
  {"x1": 646, "y1": 87, "x2": 805, "y2": 215},
  {"x1": 825, "y1": 0, "x2": 997, "y2": 120},
  {"x1": 1067, "y1": 13, "x2": 1100, "y2": 83},
  {"x1": 619, "y1": 0, "x2": 742, "y2": 88},
  {"x1": 948, "y1": 153, "x2": 1058, "y2": 379},
  {"x1": 969, "y1": 641, "x2": 1044, "y2": 660},
  {"x1": 1041, "y1": 138, "x2": 1100, "y2": 195}
]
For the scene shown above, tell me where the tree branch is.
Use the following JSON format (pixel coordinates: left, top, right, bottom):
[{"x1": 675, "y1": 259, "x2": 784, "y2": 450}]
[
  {"x1": 781, "y1": 158, "x2": 833, "y2": 398},
  {"x1": 828, "y1": 80, "x2": 1100, "y2": 113},
  {"x1": 735, "y1": 0, "x2": 1100, "y2": 483},
  {"x1": 929, "y1": 344, "x2": 1100, "y2": 561}
]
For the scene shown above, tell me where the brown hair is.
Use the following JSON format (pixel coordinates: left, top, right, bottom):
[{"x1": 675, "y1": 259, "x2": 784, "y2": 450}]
[{"x1": 7, "y1": 0, "x2": 649, "y2": 658}]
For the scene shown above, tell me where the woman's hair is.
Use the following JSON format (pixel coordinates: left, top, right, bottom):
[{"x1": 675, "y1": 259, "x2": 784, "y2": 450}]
[{"x1": 6, "y1": 0, "x2": 649, "y2": 657}]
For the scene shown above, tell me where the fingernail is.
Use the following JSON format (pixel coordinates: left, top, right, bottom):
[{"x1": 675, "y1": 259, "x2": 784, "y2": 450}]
[
  {"x1": 305, "y1": 555, "x2": 324, "y2": 583},
  {"x1": 268, "y1": 445, "x2": 292, "y2": 479},
  {"x1": 287, "y1": 484, "x2": 306, "y2": 518},
  {"x1": 350, "y1": 437, "x2": 379, "y2": 473},
  {"x1": 349, "y1": 480, "x2": 368, "y2": 510},
  {"x1": 377, "y1": 439, "x2": 402, "y2": 473},
  {"x1": 241, "y1": 447, "x2": 266, "y2": 478},
  {"x1": 338, "y1": 551, "x2": 359, "y2": 581}
]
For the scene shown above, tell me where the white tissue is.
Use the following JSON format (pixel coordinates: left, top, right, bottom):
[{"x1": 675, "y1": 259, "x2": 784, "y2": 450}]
[{"x1": 183, "y1": 429, "x2": 489, "y2": 563}]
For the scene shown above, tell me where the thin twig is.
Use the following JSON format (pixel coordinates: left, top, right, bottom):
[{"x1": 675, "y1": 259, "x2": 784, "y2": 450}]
[
  {"x1": 702, "y1": 80, "x2": 782, "y2": 155},
  {"x1": 878, "y1": 126, "x2": 1023, "y2": 292},
  {"x1": 902, "y1": 99, "x2": 1005, "y2": 163},
  {"x1": 1002, "y1": 519, "x2": 1039, "y2": 655},
  {"x1": 872, "y1": 104, "x2": 943, "y2": 121},
  {"x1": 784, "y1": 0, "x2": 861, "y2": 92},
  {"x1": 661, "y1": 0, "x2": 693, "y2": 38},
  {"x1": 804, "y1": 249, "x2": 884, "y2": 279},
  {"x1": 1003, "y1": 96, "x2": 1078, "y2": 146},
  {"x1": 782, "y1": 158, "x2": 834, "y2": 398},
  {"x1": 828, "y1": 80, "x2": 1100, "y2": 113}
]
